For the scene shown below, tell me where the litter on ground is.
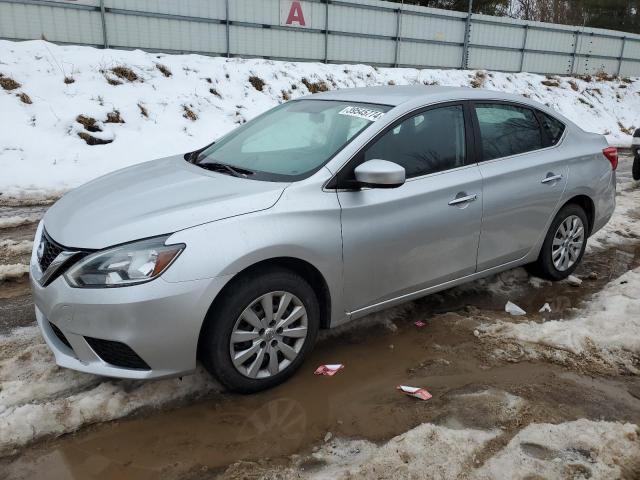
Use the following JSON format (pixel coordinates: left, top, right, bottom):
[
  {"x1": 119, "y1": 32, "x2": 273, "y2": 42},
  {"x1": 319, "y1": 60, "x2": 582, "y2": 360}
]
[
  {"x1": 567, "y1": 275, "x2": 583, "y2": 286},
  {"x1": 414, "y1": 320, "x2": 426, "y2": 328},
  {"x1": 505, "y1": 301, "x2": 527, "y2": 316},
  {"x1": 539, "y1": 303, "x2": 552, "y2": 313},
  {"x1": 314, "y1": 364, "x2": 344, "y2": 376},
  {"x1": 397, "y1": 385, "x2": 433, "y2": 401}
]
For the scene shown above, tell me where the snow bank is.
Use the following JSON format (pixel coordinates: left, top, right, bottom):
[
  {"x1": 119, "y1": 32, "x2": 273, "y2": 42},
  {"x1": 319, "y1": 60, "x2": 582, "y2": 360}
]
[
  {"x1": 0, "y1": 239, "x2": 33, "y2": 254},
  {"x1": 1, "y1": 39, "x2": 638, "y2": 197},
  {"x1": 0, "y1": 214, "x2": 40, "y2": 229},
  {"x1": 0, "y1": 264, "x2": 29, "y2": 282},
  {"x1": 480, "y1": 267, "x2": 640, "y2": 374},
  {"x1": 308, "y1": 424, "x2": 498, "y2": 480},
  {"x1": 478, "y1": 419, "x2": 640, "y2": 480},
  {"x1": 285, "y1": 419, "x2": 639, "y2": 480}
]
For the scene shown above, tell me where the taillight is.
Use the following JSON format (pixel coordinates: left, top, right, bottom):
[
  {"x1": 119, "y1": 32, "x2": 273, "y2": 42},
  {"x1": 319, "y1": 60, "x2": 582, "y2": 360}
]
[{"x1": 603, "y1": 147, "x2": 618, "y2": 170}]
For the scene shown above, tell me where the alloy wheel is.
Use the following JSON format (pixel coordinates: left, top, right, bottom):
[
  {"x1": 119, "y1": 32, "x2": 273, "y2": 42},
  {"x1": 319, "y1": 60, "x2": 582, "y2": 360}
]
[
  {"x1": 229, "y1": 291, "x2": 308, "y2": 378},
  {"x1": 551, "y1": 214, "x2": 585, "y2": 272}
]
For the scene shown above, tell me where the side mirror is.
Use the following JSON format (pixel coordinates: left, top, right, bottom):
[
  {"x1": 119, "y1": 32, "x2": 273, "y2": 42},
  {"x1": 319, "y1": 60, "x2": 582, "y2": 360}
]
[{"x1": 354, "y1": 159, "x2": 406, "y2": 189}]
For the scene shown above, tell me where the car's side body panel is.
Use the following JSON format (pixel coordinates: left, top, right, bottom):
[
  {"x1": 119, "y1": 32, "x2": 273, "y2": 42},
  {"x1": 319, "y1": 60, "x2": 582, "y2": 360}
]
[{"x1": 338, "y1": 164, "x2": 483, "y2": 312}]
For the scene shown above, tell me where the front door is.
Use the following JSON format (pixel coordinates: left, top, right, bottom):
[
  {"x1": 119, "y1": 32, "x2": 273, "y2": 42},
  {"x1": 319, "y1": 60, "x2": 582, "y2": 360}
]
[{"x1": 337, "y1": 104, "x2": 483, "y2": 312}]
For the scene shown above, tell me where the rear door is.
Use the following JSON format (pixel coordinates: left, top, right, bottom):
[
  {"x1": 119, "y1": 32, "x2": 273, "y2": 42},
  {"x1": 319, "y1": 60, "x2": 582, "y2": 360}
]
[
  {"x1": 336, "y1": 103, "x2": 483, "y2": 312},
  {"x1": 472, "y1": 102, "x2": 568, "y2": 271}
]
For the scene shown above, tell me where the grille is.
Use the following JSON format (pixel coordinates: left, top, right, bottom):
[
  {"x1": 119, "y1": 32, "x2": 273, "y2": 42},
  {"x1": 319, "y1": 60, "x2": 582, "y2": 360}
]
[
  {"x1": 85, "y1": 337, "x2": 151, "y2": 370},
  {"x1": 39, "y1": 232, "x2": 64, "y2": 272},
  {"x1": 49, "y1": 321, "x2": 73, "y2": 350}
]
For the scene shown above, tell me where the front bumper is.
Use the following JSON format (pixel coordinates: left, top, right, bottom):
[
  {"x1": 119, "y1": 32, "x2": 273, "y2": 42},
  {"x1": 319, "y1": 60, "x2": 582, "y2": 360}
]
[{"x1": 30, "y1": 258, "x2": 227, "y2": 379}]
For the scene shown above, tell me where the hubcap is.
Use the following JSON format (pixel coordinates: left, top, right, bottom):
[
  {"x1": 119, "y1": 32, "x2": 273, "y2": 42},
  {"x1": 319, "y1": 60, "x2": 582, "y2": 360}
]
[
  {"x1": 551, "y1": 215, "x2": 585, "y2": 272},
  {"x1": 229, "y1": 291, "x2": 308, "y2": 379}
]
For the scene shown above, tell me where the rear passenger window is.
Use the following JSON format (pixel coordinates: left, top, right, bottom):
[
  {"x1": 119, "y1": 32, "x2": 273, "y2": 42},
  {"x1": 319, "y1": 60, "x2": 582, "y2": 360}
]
[
  {"x1": 538, "y1": 112, "x2": 565, "y2": 146},
  {"x1": 475, "y1": 104, "x2": 544, "y2": 161},
  {"x1": 364, "y1": 105, "x2": 466, "y2": 178}
]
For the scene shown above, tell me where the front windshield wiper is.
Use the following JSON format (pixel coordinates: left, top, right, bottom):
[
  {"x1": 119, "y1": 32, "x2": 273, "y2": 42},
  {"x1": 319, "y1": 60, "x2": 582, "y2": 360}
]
[{"x1": 198, "y1": 161, "x2": 254, "y2": 178}]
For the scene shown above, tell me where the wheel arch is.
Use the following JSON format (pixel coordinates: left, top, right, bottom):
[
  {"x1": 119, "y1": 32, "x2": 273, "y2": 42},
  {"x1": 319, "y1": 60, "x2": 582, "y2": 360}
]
[
  {"x1": 562, "y1": 194, "x2": 595, "y2": 235},
  {"x1": 202, "y1": 256, "x2": 333, "y2": 335}
]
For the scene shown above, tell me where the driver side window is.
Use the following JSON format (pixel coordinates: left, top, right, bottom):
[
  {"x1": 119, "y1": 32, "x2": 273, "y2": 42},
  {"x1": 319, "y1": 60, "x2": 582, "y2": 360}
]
[{"x1": 364, "y1": 105, "x2": 466, "y2": 179}]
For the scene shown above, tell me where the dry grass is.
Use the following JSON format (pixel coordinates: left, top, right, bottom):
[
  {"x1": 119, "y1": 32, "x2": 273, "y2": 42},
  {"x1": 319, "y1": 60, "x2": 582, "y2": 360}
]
[
  {"x1": 17, "y1": 92, "x2": 32, "y2": 104},
  {"x1": 568, "y1": 79, "x2": 579, "y2": 91},
  {"x1": 182, "y1": 105, "x2": 198, "y2": 121},
  {"x1": 209, "y1": 87, "x2": 222, "y2": 98},
  {"x1": 578, "y1": 97, "x2": 593, "y2": 108},
  {"x1": 0, "y1": 74, "x2": 21, "y2": 91},
  {"x1": 301, "y1": 78, "x2": 329, "y2": 93},
  {"x1": 111, "y1": 66, "x2": 139, "y2": 82},
  {"x1": 281, "y1": 90, "x2": 290, "y2": 101},
  {"x1": 541, "y1": 79, "x2": 560, "y2": 87},
  {"x1": 470, "y1": 71, "x2": 486, "y2": 89},
  {"x1": 622, "y1": 77, "x2": 632, "y2": 84},
  {"x1": 595, "y1": 71, "x2": 616, "y2": 82},
  {"x1": 78, "y1": 132, "x2": 112, "y2": 146},
  {"x1": 76, "y1": 114, "x2": 101, "y2": 132},
  {"x1": 64, "y1": 76, "x2": 75, "y2": 85},
  {"x1": 587, "y1": 87, "x2": 602, "y2": 96},
  {"x1": 138, "y1": 103, "x2": 149, "y2": 118},
  {"x1": 248, "y1": 76, "x2": 265, "y2": 91},
  {"x1": 387, "y1": 80, "x2": 396, "y2": 85},
  {"x1": 576, "y1": 74, "x2": 593, "y2": 83},
  {"x1": 155, "y1": 63, "x2": 172, "y2": 78},
  {"x1": 105, "y1": 110, "x2": 124, "y2": 124},
  {"x1": 618, "y1": 121, "x2": 634, "y2": 135}
]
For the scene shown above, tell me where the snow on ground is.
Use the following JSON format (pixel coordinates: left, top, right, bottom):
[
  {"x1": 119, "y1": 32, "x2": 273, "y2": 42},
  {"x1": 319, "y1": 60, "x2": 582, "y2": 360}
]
[
  {"x1": 1, "y1": 39, "x2": 638, "y2": 198},
  {"x1": 588, "y1": 181, "x2": 640, "y2": 252},
  {"x1": 0, "y1": 323, "x2": 219, "y2": 453},
  {"x1": 480, "y1": 266, "x2": 640, "y2": 374},
  {"x1": 0, "y1": 214, "x2": 40, "y2": 229},
  {"x1": 477, "y1": 184, "x2": 640, "y2": 374},
  {"x1": 0, "y1": 264, "x2": 29, "y2": 282},
  {"x1": 307, "y1": 424, "x2": 499, "y2": 480},
  {"x1": 262, "y1": 417, "x2": 639, "y2": 479},
  {"x1": 0, "y1": 239, "x2": 33, "y2": 255},
  {"x1": 478, "y1": 419, "x2": 640, "y2": 480}
]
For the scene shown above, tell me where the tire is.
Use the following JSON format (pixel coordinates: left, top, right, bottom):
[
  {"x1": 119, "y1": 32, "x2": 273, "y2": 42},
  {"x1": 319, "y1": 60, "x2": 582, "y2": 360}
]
[
  {"x1": 532, "y1": 203, "x2": 589, "y2": 281},
  {"x1": 633, "y1": 155, "x2": 640, "y2": 181},
  {"x1": 199, "y1": 267, "x2": 320, "y2": 393}
]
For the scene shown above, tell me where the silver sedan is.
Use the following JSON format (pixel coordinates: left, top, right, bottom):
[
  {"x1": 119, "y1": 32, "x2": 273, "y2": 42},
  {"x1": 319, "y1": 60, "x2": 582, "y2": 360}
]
[{"x1": 30, "y1": 86, "x2": 617, "y2": 392}]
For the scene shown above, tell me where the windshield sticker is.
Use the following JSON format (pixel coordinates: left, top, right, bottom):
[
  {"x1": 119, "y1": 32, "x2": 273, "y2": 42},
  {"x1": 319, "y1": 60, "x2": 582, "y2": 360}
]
[{"x1": 338, "y1": 106, "x2": 385, "y2": 122}]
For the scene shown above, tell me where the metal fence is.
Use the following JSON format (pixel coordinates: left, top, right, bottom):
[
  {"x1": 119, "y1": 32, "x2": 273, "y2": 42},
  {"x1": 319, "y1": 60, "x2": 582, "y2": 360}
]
[{"x1": 1, "y1": 0, "x2": 640, "y2": 76}]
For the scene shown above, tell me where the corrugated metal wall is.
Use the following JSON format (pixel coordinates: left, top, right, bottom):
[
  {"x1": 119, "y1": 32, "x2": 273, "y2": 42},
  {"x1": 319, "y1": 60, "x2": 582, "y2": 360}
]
[{"x1": 1, "y1": 0, "x2": 640, "y2": 76}]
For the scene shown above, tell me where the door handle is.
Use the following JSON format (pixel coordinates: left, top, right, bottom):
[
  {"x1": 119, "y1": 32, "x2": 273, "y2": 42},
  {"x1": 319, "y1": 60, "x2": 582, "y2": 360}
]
[
  {"x1": 448, "y1": 193, "x2": 478, "y2": 206},
  {"x1": 541, "y1": 173, "x2": 563, "y2": 184}
]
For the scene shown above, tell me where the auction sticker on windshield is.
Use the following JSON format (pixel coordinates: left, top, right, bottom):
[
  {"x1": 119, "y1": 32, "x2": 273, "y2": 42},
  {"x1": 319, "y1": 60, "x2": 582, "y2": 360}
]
[{"x1": 339, "y1": 106, "x2": 385, "y2": 122}]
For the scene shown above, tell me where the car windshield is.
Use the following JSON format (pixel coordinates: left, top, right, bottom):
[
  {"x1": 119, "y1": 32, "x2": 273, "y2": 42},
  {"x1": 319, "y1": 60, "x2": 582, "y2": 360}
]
[{"x1": 194, "y1": 100, "x2": 391, "y2": 181}]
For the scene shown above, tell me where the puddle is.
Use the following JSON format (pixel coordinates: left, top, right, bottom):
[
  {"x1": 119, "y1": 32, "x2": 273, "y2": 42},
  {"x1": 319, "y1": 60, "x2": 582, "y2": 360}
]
[{"x1": 3, "y1": 243, "x2": 640, "y2": 479}]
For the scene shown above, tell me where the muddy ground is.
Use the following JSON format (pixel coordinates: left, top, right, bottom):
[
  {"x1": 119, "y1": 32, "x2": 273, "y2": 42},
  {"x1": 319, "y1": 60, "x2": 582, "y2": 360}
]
[{"x1": 0, "y1": 154, "x2": 638, "y2": 479}]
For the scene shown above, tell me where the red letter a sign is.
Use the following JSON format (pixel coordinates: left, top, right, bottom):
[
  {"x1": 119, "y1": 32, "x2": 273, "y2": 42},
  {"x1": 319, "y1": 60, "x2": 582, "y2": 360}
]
[{"x1": 286, "y1": 1, "x2": 306, "y2": 26}]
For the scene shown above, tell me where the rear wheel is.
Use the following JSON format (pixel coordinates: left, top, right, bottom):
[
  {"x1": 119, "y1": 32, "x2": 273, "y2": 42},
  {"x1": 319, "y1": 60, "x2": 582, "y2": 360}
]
[
  {"x1": 200, "y1": 267, "x2": 320, "y2": 393},
  {"x1": 532, "y1": 203, "x2": 588, "y2": 281}
]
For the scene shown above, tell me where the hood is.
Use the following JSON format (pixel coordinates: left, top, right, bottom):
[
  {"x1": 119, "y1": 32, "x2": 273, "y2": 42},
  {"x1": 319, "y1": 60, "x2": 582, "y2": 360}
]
[{"x1": 44, "y1": 156, "x2": 287, "y2": 249}]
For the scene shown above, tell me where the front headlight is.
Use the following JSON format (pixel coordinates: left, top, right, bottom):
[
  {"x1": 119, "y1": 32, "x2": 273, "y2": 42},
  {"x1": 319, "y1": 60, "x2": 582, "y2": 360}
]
[{"x1": 64, "y1": 236, "x2": 184, "y2": 288}]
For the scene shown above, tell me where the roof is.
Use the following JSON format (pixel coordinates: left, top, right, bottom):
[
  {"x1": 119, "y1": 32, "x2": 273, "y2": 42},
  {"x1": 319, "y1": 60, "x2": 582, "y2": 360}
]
[{"x1": 306, "y1": 85, "x2": 532, "y2": 107}]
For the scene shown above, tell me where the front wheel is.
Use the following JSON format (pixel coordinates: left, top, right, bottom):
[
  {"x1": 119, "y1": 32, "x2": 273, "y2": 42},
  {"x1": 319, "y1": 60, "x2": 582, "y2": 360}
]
[
  {"x1": 199, "y1": 267, "x2": 320, "y2": 393},
  {"x1": 532, "y1": 203, "x2": 588, "y2": 281}
]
